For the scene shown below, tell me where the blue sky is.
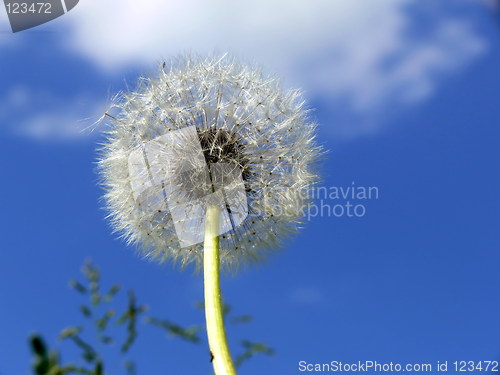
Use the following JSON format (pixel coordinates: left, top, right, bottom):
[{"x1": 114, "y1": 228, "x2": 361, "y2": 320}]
[{"x1": 0, "y1": 1, "x2": 499, "y2": 374}]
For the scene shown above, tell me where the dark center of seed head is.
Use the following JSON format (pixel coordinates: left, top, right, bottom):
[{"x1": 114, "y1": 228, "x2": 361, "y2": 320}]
[{"x1": 197, "y1": 128, "x2": 250, "y2": 182}]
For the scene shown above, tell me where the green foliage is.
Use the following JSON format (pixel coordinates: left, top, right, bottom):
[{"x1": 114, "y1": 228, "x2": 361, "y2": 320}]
[
  {"x1": 234, "y1": 341, "x2": 275, "y2": 369},
  {"x1": 145, "y1": 317, "x2": 201, "y2": 343},
  {"x1": 29, "y1": 335, "x2": 92, "y2": 375},
  {"x1": 230, "y1": 315, "x2": 253, "y2": 325},
  {"x1": 29, "y1": 260, "x2": 274, "y2": 374},
  {"x1": 117, "y1": 291, "x2": 146, "y2": 353}
]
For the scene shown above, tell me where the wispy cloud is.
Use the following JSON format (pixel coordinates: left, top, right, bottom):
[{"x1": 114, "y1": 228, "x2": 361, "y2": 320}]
[
  {"x1": 55, "y1": 0, "x2": 487, "y2": 137},
  {"x1": 0, "y1": 0, "x2": 490, "y2": 141},
  {"x1": 0, "y1": 86, "x2": 105, "y2": 141}
]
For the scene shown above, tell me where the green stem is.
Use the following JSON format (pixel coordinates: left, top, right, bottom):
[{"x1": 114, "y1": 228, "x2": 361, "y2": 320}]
[{"x1": 204, "y1": 205, "x2": 237, "y2": 375}]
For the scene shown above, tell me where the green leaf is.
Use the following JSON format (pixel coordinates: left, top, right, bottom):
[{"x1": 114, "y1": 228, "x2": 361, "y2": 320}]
[
  {"x1": 69, "y1": 280, "x2": 88, "y2": 295},
  {"x1": 103, "y1": 284, "x2": 121, "y2": 302},
  {"x1": 69, "y1": 336, "x2": 98, "y2": 364},
  {"x1": 121, "y1": 332, "x2": 137, "y2": 354},
  {"x1": 91, "y1": 294, "x2": 101, "y2": 307},
  {"x1": 30, "y1": 335, "x2": 51, "y2": 375},
  {"x1": 222, "y1": 304, "x2": 232, "y2": 318},
  {"x1": 230, "y1": 315, "x2": 253, "y2": 325},
  {"x1": 234, "y1": 340, "x2": 275, "y2": 368},
  {"x1": 95, "y1": 360, "x2": 104, "y2": 375},
  {"x1": 99, "y1": 335, "x2": 114, "y2": 345},
  {"x1": 59, "y1": 327, "x2": 83, "y2": 340},
  {"x1": 118, "y1": 291, "x2": 145, "y2": 353},
  {"x1": 30, "y1": 335, "x2": 48, "y2": 357},
  {"x1": 96, "y1": 310, "x2": 115, "y2": 331},
  {"x1": 145, "y1": 317, "x2": 201, "y2": 343},
  {"x1": 82, "y1": 260, "x2": 100, "y2": 283},
  {"x1": 80, "y1": 305, "x2": 92, "y2": 318}
]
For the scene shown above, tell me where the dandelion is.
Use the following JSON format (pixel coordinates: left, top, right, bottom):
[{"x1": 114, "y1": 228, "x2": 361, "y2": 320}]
[{"x1": 98, "y1": 54, "x2": 321, "y2": 374}]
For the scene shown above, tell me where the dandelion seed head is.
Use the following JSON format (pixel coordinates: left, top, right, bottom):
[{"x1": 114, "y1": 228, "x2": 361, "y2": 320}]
[{"x1": 98, "y1": 54, "x2": 321, "y2": 271}]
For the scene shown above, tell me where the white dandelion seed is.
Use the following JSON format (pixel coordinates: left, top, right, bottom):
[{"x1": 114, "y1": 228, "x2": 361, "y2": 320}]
[{"x1": 98, "y1": 54, "x2": 321, "y2": 272}]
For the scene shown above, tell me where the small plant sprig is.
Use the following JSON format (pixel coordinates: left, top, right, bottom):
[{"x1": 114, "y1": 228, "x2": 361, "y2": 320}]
[{"x1": 28, "y1": 261, "x2": 274, "y2": 375}]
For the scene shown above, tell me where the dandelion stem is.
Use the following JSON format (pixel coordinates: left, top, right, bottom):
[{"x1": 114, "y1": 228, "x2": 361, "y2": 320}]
[{"x1": 204, "y1": 205, "x2": 237, "y2": 375}]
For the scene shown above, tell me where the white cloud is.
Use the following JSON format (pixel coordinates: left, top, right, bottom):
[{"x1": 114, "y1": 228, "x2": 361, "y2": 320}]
[
  {"x1": 56, "y1": 0, "x2": 486, "y2": 137},
  {"x1": 0, "y1": 86, "x2": 106, "y2": 141},
  {"x1": 0, "y1": 0, "x2": 487, "y2": 140}
]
